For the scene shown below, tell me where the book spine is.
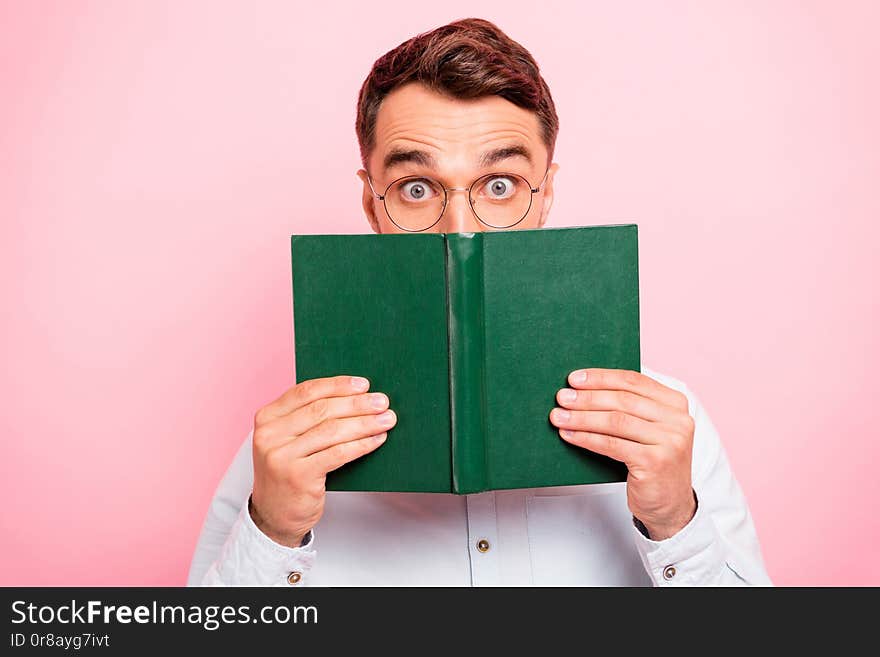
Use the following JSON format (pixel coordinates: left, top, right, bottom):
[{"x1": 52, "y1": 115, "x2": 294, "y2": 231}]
[{"x1": 445, "y1": 233, "x2": 488, "y2": 494}]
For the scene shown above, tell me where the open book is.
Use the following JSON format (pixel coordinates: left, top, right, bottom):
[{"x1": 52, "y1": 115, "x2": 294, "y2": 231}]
[{"x1": 290, "y1": 224, "x2": 640, "y2": 494}]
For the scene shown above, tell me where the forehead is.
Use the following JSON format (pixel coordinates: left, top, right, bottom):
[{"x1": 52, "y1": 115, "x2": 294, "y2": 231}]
[{"x1": 370, "y1": 82, "x2": 546, "y2": 171}]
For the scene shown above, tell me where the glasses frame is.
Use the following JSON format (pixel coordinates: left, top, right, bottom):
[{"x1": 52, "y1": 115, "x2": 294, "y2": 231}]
[{"x1": 366, "y1": 168, "x2": 551, "y2": 232}]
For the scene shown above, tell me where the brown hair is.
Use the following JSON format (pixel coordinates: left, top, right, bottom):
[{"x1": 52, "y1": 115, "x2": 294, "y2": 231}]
[{"x1": 356, "y1": 18, "x2": 559, "y2": 169}]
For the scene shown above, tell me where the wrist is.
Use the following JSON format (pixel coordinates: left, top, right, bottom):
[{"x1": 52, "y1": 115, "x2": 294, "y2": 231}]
[
  {"x1": 248, "y1": 494, "x2": 309, "y2": 548},
  {"x1": 637, "y1": 489, "x2": 698, "y2": 541}
]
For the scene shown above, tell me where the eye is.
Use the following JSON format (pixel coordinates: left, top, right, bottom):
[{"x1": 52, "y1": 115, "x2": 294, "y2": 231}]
[
  {"x1": 399, "y1": 179, "x2": 438, "y2": 202},
  {"x1": 482, "y1": 176, "x2": 517, "y2": 200}
]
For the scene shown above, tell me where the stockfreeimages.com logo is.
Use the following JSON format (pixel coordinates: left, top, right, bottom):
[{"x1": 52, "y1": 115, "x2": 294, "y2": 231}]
[{"x1": 11, "y1": 599, "x2": 317, "y2": 632}]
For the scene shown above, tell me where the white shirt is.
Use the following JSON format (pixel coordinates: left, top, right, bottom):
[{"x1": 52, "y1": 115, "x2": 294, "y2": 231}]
[{"x1": 187, "y1": 366, "x2": 772, "y2": 586}]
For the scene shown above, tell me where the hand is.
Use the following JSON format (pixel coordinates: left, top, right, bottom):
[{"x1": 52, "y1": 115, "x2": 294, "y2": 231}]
[
  {"x1": 549, "y1": 368, "x2": 696, "y2": 540},
  {"x1": 250, "y1": 375, "x2": 397, "y2": 547}
]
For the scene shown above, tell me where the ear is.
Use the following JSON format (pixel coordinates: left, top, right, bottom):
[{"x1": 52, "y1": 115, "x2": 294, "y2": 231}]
[
  {"x1": 357, "y1": 169, "x2": 382, "y2": 234},
  {"x1": 536, "y1": 162, "x2": 560, "y2": 229}
]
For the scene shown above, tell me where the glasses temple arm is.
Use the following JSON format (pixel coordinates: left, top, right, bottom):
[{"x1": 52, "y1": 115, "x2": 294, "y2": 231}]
[{"x1": 365, "y1": 175, "x2": 384, "y2": 200}]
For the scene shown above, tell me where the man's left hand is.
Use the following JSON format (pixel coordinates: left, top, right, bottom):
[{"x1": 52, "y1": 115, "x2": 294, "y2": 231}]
[{"x1": 549, "y1": 368, "x2": 697, "y2": 541}]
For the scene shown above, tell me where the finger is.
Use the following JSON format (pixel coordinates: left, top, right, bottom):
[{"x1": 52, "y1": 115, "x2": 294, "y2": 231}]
[
  {"x1": 558, "y1": 428, "x2": 642, "y2": 465},
  {"x1": 555, "y1": 388, "x2": 680, "y2": 425},
  {"x1": 567, "y1": 369, "x2": 688, "y2": 411},
  {"x1": 254, "y1": 391, "x2": 390, "y2": 451},
  {"x1": 259, "y1": 375, "x2": 371, "y2": 422},
  {"x1": 309, "y1": 432, "x2": 389, "y2": 474},
  {"x1": 550, "y1": 408, "x2": 667, "y2": 445},
  {"x1": 292, "y1": 410, "x2": 397, "y2": 458}
]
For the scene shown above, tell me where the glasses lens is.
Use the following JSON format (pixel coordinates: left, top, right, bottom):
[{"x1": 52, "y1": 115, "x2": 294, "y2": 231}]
[
  {"x1": 469, "y1": 173, "x2": 532, "y2": 228},
  {"x1": 384, "y1": 177, "x2": 445, "y2": 232}
]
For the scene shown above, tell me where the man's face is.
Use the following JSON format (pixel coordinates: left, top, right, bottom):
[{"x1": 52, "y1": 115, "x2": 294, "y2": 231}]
[{"x1": 358, "y1": 82, "x2": 559, "y2": 234}]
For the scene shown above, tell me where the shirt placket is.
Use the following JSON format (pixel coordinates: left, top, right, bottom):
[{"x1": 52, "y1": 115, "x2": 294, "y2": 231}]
[{"x1": 465, "y1": 491, "x2": 501, "y2": 586}]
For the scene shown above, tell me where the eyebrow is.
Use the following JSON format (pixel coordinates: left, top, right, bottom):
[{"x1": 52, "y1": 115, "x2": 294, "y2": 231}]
[
  {"x1": 382, "y1": 148, "x2": 437, "y2": 171},
  {"x1": 381, "y1": 143, "x2": 534, "y2": 172},
  {"x1": 479, "y1": 144, "x2": 533, "y2": 168}
]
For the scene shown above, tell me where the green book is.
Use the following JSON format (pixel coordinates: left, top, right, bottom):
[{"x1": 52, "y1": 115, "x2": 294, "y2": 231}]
[{"x1": 290, "y1": 224, "x2": 639, "y2": 494}]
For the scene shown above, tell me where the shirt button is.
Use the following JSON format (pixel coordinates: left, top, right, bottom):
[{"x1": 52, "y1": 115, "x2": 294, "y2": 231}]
[
  {"x1": 287, "y1": 571, "x2": 303, "y2": 585},
  {"x1": 662, "y1": 565, "x2": 676, "y2": 581},
  {"x1": 476, "y1": 538, "x2": 490, "y2": 553}
]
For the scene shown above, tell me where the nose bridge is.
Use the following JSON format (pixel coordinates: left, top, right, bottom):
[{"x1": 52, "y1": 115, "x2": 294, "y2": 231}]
[{"x1": 442, "y1": 186, "x2": 482, "y2": 232}]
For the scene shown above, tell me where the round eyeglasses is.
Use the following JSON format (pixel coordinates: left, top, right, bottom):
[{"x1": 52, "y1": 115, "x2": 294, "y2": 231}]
[{"x1": 366, "y1": 169, "x2": 550, "y2": 232}]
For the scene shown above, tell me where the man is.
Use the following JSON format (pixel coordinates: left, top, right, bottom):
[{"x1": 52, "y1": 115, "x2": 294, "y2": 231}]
[{"x1": 187, "y1": 18, "x2": 771, "y2": 586}]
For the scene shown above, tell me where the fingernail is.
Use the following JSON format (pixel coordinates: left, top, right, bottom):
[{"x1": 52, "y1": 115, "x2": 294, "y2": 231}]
[
  {"x1": 371, "y1": 432, "x2": 387, "y2": 444},
  {"x1": 558, "y1": 388, "x2": 577, "y2": 403},
  {"x1": 571, "y1": 370, "x2": 587, "y2": 384},
  {"x1": 559, "y1": 429, "x2": 573, "y2": 439},
  {"x1": 351, "y1": 376, "x2": 369, "y2": 391},
  {"x1": 369, "y1": 393, "x2": 388, "y2": 409},
  {"x1": 377, "y1": 410, "x2": 396, "y2": 425},
  {"x1": 552, "y1": 408, "x2": 571, "y2": 422}
]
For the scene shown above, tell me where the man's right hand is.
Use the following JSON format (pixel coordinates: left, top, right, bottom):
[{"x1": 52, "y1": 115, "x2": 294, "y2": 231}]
[{"x1": 250, "y1": 375, "x2": 396, "y2": 547}]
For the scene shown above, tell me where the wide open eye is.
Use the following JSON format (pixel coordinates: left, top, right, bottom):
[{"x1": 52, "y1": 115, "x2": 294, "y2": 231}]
[
  {"x1": 399, "y1": 179, "x2": 439, "y2": 202},
  {"x1": 481, "y1": 176, "x2": 517, "y2": 200}
]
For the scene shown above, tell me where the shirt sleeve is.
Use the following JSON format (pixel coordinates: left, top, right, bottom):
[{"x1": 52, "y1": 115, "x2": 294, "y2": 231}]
[
  {"x1": 630, "y1": 381, "x2": 773, "y2": 586},
  {"x1": 186, "y1": 429, "x2": 317, "y2": 587}
]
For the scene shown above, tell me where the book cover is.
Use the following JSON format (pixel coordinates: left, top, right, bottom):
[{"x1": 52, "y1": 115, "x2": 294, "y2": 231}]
[{"x1": 290, "y1": 224, "x2": 639, "y2": 494}]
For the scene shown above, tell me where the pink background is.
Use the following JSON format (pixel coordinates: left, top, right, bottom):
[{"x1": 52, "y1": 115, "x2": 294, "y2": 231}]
[{"x1": 2, "y1": 1, "x2": 877, "y2": 586}]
